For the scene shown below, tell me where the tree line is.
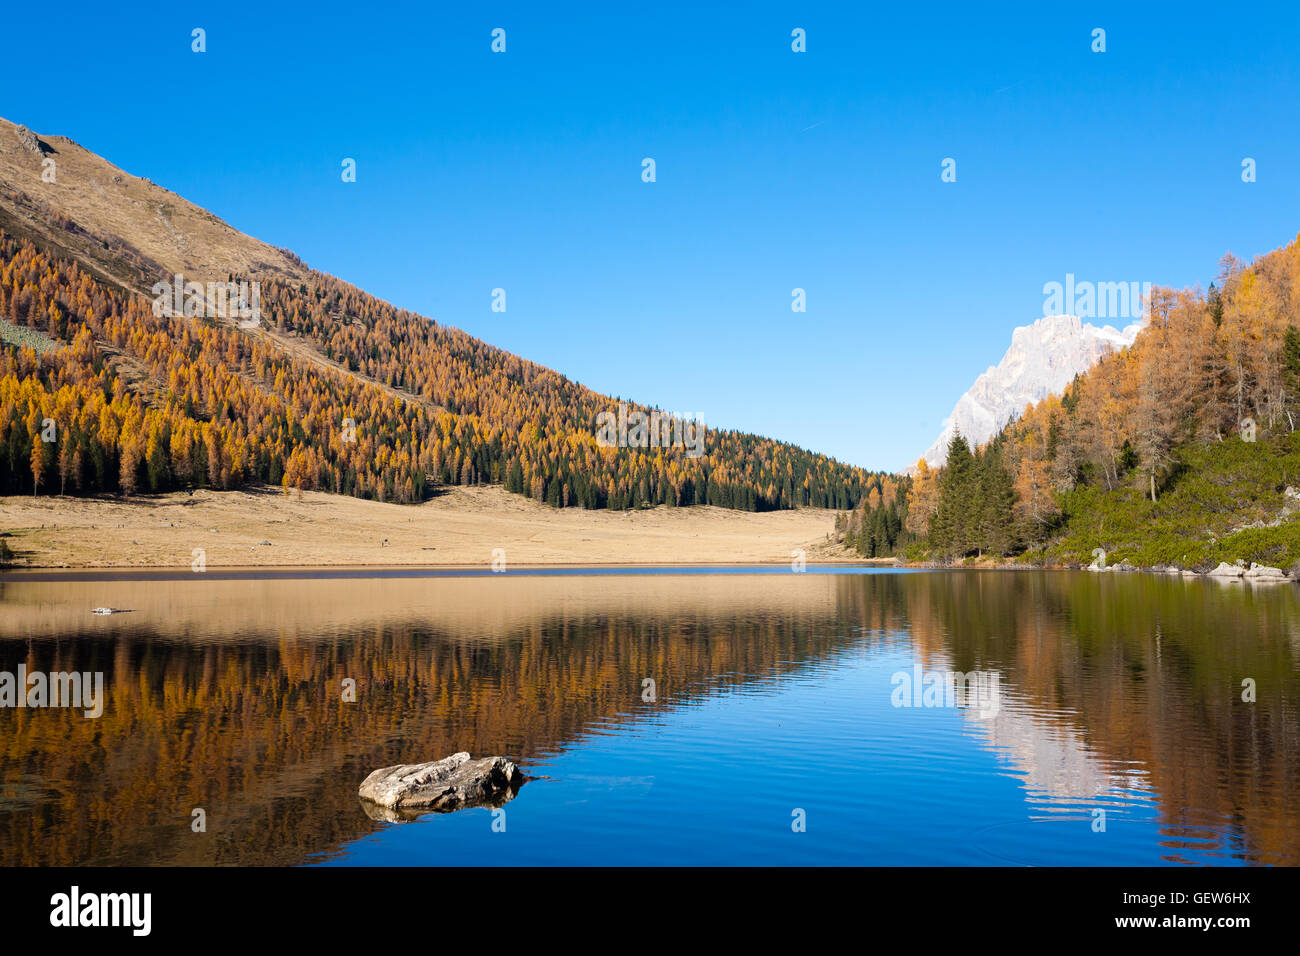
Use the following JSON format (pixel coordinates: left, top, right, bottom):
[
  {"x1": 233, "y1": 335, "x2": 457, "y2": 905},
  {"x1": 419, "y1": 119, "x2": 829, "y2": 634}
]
[
  {"x1": 847, "y1": 234, "x2": 1300, "y2": 561},
  {"x1": 0, "y1": 232, "x2": 874, "y2": 509}
]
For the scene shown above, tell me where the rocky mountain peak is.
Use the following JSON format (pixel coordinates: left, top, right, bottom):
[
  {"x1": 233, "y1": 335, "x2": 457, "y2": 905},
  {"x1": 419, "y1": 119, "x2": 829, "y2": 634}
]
[{"x1": 913, "y1": 314, "x2": 1142, "y2": 470}]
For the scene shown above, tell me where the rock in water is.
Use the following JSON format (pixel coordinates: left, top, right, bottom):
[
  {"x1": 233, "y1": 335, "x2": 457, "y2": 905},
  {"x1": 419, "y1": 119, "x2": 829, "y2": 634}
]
[
  {"x1": 358, "y1": 753, "x2": 521, "y2": 814},
  {"x1": 1245, "y1": 562, "x2": 1288, "y2": 582},
  {"x1": 1207, "y1": 562, "x2": 1245, "y2": 578}
]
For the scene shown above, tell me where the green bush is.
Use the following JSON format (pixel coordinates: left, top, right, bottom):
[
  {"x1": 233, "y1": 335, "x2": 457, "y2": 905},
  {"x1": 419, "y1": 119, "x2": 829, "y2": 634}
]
[{"x1": 1039, "y1": 431, "x2": 1300, "y2": 568}]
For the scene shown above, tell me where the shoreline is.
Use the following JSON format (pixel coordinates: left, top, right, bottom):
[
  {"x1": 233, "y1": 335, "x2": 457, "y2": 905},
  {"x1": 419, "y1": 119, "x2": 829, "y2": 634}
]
[
  {"x1": 0, "y1": 559, "x2": 901, "y2": 580},
  {"x1": 4, "y1": 487, "x2": 1291, "y2": 582},
  {"x1": 904, "y1": 557, "x2": 1297, "y2": 582},
  {"x1": 4, "y1": 561, "x2": 1288, "y2": 583}
]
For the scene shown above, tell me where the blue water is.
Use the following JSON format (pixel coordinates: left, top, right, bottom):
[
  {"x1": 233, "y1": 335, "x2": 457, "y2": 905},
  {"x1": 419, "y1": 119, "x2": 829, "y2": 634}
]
[
  {"x1": 2, "y1": 568, "x2": 1293, "y2": 866},
  {"x1": 319, "y1": 645, "x2": 1232, "y2": 867}
]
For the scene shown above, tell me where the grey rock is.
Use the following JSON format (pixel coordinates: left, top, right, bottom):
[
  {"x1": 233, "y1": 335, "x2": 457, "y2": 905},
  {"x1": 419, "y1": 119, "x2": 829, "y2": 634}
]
[
  {"x1": 1206, "y1": 561, "x2": 1245, "y2": 578},
  {"x1": 1245, "y1": 562, "x2": 1287, "y2": 581},
  {"x1": 358, "y1": 752, "x2": 521, "y2": 814},
  {"x1": 15, "y1": 125, "x2": 42, "y2": 153}
]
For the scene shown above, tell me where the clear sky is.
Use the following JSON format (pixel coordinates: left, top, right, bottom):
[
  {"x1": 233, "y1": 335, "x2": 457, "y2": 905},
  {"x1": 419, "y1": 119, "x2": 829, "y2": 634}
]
[{"x1": 5, "y1": 1, "x2": 1298, "y2": 471}]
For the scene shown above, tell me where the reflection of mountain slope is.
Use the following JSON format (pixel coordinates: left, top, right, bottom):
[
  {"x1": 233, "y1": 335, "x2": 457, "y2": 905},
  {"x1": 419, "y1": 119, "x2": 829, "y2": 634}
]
[
  {"x1": 4, "y1": 571, "x2": 1298, "y2": 865},
  {"x1": 962, "y1": 698, "x2": 1151, "y2": 804},
  {"x1": 0, "y1": 573, "x2": 840, "y2": 642},
  {"x1": 0, "y1": 573, "x2": 870, "y2": 866},
  {"x1": 904, "y1": 570, "x2": 1300, "y2": 864}
]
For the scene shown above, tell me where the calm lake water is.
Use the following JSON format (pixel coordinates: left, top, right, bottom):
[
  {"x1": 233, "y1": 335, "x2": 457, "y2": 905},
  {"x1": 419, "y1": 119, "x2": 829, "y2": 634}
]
[{"x1": 1, "y1": 568, "x2": 1297, "y2": 866}]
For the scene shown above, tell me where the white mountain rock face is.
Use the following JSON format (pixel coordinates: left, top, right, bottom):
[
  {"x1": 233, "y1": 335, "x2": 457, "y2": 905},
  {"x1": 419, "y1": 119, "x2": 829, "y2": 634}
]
[{"x1": 914, "y1": 314, "x2": 1142, "y2": 470}]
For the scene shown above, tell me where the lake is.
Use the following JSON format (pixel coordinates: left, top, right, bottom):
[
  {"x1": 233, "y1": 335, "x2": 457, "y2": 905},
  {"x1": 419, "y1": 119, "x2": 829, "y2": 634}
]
[{"x1": 1, "y1": 568, "x2": 1296, "y2": 866}]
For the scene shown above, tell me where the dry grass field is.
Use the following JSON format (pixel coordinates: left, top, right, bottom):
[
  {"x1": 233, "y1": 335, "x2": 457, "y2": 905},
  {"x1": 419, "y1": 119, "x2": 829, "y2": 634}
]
[{"x1": 0, "y1": 484, "x2": 859, "y2": 569}]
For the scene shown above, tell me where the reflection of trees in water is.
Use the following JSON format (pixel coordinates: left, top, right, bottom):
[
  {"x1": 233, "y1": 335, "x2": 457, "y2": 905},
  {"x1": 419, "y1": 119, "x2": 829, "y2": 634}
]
[
  {"x1": 897, "y1": 571, "x2": 1300, "y2": 865},
  {"x1": 0, "y1": 583, "x2": 861, "y2": 866},
  {"x1": 2, "y1": 572, "x2": 1296, "y2": 865}
]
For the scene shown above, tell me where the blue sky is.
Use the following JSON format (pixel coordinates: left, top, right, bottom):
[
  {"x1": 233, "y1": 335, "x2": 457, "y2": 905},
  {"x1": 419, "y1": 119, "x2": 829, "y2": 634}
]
[{"x1": 5, "y1": 1, "x2": 1299, "y2": 470}]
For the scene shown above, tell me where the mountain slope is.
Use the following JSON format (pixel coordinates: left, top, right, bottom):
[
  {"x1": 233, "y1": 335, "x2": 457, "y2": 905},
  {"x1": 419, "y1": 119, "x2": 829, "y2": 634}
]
[
  {"x1": 0, "y1": 117, "x2": 307, "y2": 294},
  {"x1": 884, "y1": 233, "x2": 1300, "y2": 570},
  {"x1": 0, "y1": 117, "x2": 871, "y2": 511},
  {"x1": 0, "y1": 117, "x2": 429, "y2": 413},
  {"x1": 917, "y1": 314, "x2": 1141, "y2": 468}
]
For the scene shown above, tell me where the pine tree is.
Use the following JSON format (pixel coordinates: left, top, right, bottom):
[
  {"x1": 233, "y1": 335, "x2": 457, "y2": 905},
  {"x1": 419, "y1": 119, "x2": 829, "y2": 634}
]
[
  {"x1": 976, "y1": 442, "x2": 1017, "y2": 556},
  {"x1": 930, "y1": 435, "x2": 978, "y2": 561},
  {"x1": 1281, "y1": 326, "x2": 1300, "y2": 431}
]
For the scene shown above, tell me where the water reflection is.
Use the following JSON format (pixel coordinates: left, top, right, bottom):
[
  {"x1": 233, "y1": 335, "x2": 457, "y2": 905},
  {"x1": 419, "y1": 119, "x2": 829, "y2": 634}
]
[
  {"x1": 902, "y1": 572, "x2": 1300, "y2": 865},
  {"x1": 0, "y1": 570, "x2": 1296, "y2": 865}
]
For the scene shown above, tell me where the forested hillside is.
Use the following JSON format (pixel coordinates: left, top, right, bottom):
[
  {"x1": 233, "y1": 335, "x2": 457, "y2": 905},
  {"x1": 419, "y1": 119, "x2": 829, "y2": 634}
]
[
  {"x1": 0, "y1": 231, "x2": 871, "y2": 510},
  {"x1": 850, "y1": 233, "x2": 1300, "y2": 569}
]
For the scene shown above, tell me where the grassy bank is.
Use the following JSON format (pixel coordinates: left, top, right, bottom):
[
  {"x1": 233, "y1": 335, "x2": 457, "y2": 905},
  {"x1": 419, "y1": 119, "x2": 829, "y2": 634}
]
[{"x1": 1022, "y1": 431, "x2": 1300, "y2": 571}]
